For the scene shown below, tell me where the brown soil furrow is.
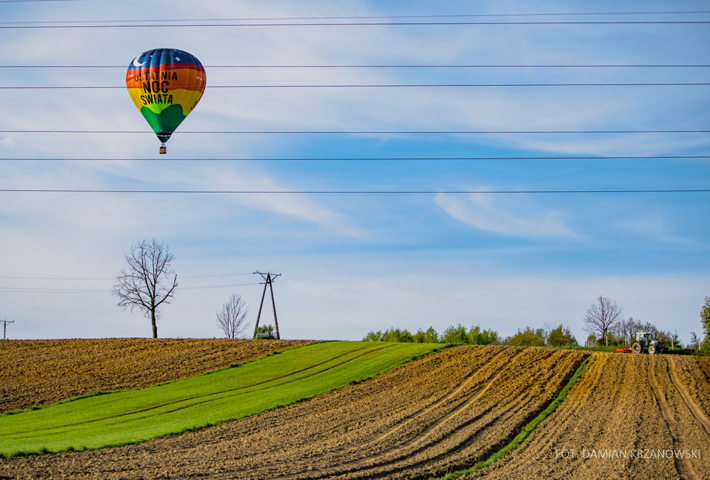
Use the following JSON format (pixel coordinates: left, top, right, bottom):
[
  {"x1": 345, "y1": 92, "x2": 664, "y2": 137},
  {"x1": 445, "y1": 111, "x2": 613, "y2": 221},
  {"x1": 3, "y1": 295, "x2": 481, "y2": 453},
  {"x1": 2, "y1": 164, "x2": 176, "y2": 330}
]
[
  {"x1": 205, "y1": 346, "x2": 513, "y2": 466},
  {"x1": 370, "y1": 347, "x2": 516, "y2": 445},
  {"x1": 366, "y1": 349, "x2": 528, "y2": 452},
  {"x1": 366, "y1": 351, "x2": 584, "y2": 480},
  {"x1": 465, "y1": 353, "x2": 681, "y2": 480},
  {"x1": 299, "y1": 407, "x2": 500, "y2": 480},
  {"x1": 273, "y1": 356, "x2": 516, "y2": 479},
  {"x1": 294, "y1": 348, "x2": 525, "y2": 465},
  {"x1": 648, "y1": 356, "x2": 699, "y2": 480},
  {"x1": 392, "y1": 386, "x2": 557, "y2": 478},
  {"x1": 667, "y1": 357, "x2": 710, "y2": 436},
  {"x1": 314, "y1": 353, "x2": 533, "y2": 476},
  {"x1": 281, "y1": 348, "x2": 579, "y2": 480},
  {"x1": 502, "y1": 354, "x2": 610, "y2": 480},
  {"x1": 414, "y1": 351, "x2": 586, "y2": 476}
]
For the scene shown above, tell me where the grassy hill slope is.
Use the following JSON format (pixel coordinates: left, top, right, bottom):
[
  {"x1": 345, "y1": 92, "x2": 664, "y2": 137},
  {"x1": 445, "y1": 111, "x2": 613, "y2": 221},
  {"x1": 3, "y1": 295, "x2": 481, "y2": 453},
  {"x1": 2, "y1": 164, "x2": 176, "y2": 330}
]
[{"x1": 0, "y1": 341, "x2": 440, "y2": 457}]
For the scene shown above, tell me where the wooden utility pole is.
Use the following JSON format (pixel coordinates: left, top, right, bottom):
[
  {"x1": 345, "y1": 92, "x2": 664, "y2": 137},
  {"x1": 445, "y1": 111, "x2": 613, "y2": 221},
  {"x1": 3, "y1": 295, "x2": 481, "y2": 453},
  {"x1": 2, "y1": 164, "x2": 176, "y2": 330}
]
[
  {"x1": 1, "y1": 319, "x2": 14, "y2": 340},
  {"x1": 253, "y1": 272, "x2": 281, "y2": 339}
]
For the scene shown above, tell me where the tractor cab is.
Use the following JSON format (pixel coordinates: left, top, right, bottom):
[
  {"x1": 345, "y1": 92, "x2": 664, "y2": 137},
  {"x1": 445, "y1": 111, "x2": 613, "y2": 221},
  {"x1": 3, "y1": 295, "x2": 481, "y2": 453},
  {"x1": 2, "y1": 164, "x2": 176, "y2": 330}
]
[
  {"x1": 636, "y1": 332, "x2": 653, "y2": 343},
  {"x1": 632, "y1": 331, "x2": 664, "y2": 354}
]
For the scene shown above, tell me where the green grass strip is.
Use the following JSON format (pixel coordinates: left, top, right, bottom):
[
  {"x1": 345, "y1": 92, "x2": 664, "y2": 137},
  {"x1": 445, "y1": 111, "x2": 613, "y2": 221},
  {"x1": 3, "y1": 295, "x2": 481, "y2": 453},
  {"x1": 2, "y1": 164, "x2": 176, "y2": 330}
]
[
  {"x1": 431, "y1": 355, "x2": 591, "y2": 480},
  {"x1": 0, "y1": 341, "x2": 441, "y2": 457}
]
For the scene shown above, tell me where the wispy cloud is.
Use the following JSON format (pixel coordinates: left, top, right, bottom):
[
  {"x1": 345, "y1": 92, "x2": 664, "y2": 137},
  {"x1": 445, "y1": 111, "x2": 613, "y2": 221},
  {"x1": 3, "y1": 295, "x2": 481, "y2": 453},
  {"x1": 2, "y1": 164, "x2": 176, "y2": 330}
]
[{"x1": 435, "y1": 192, "x2": 576, "y2": 239}]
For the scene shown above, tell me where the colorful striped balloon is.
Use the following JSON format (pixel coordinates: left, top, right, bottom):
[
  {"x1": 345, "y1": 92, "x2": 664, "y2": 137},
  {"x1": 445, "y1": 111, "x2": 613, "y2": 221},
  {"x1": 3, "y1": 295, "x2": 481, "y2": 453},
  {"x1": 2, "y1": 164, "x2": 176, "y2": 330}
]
[{"x1": 126, "y1": 48, "x2": 206, "y2": 153}]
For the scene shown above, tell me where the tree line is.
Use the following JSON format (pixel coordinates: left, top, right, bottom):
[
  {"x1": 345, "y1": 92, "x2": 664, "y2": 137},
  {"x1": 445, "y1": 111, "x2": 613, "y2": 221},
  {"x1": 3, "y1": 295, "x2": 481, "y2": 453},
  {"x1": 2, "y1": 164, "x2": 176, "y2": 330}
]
[
  {"x1": 581, "y1": 295, "x2": 710, "y2": 351},
  {"x1": 363, "y1": 323, "x2": 577, "y2": 347},
  {"x1": 363, "y1": 325, "x2": 499, "y2": 345},
  {"x1": 365, "y1": 296, "x2": 710, "y2": 352},
  {"x1": 586, "y1": 316, "x2": 683, "y2": 349}
]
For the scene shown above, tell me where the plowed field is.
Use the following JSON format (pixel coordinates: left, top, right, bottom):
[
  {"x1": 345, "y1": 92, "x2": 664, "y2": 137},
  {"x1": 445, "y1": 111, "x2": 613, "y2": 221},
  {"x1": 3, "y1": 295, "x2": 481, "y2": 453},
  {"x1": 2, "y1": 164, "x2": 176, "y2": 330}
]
[
  {"x1": 0, "y1": 345, "x2": 587, "y2": 479},
  {"x1": 465, "y1": 353, "x2": 710, "y2": 480},
  {"x1": 0, "y1": 338, "x2": 310, "y2": 412},
  {"x1": 2, "y1": 343, "x2": 708, "y2": 480}
]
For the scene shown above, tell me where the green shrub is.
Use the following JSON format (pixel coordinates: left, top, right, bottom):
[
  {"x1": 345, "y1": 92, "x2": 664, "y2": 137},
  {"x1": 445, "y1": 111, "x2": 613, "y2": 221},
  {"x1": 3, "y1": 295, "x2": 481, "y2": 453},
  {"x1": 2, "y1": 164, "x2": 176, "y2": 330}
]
[
  {"x1": 254, "y1": 325, "x2": 276, "y2": 339},
  {"x1": 508, "y1": 327, "x2": 545, "y2": 347},
  {"x1": 414, "y1": 327, "x2": 440, "y2": 343}
]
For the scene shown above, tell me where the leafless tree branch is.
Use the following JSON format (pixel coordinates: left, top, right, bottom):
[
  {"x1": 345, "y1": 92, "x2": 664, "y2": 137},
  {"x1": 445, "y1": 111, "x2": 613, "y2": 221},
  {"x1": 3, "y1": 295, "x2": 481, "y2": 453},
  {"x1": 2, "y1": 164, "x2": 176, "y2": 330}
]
[
  {"x1": 216, "y1": 294, "x2": 250, "y2": 339},
  {"x1": 583, "y1": 295, "x2": 624, "y2": 346},
  {"x1": 112, "y1": 239, "x2": 177, "y2": 338}
]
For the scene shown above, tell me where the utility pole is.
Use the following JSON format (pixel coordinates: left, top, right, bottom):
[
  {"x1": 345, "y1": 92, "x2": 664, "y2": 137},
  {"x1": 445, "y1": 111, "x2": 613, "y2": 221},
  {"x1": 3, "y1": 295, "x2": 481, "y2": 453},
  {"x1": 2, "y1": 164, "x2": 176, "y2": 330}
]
[
  {"x1": 253, "y1": 272, "x2": 281, "y2": 339},
  {"x1": 1, "y1": 319, "x2": 14, "y2": 340}
]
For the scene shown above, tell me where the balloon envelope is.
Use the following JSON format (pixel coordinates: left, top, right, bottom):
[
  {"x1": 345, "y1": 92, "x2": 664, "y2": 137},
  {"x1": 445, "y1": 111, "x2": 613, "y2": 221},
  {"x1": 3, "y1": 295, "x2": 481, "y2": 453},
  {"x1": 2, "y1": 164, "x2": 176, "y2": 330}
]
[{"x1": 126, "y1": 48, "x2": 206, "y2": 144}]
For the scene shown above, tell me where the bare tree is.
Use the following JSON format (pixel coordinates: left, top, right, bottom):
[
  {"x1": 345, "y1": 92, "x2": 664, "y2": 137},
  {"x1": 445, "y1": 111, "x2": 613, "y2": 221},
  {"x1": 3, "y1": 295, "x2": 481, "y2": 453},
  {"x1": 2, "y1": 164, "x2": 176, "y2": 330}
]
[
  {"x1": 216, "y1": 294, "x2": 249, "y2": 339},
  {"x1": 583, "y1": 296, "x2": 624, "y2": 347},
  {"x1": 614, "y1": 316, "x2": 641, "y2": 346},
  {"x1": 113, "y1": 239, "x2": 178, "y2": 338}
]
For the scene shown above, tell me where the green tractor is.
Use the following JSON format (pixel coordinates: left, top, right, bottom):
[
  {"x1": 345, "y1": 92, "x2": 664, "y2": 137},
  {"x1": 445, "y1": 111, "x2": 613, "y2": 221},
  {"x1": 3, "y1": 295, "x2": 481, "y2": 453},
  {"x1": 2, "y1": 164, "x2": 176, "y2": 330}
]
[{"x1": 631, "y1": 332, "x2": 665, "y2": 355}]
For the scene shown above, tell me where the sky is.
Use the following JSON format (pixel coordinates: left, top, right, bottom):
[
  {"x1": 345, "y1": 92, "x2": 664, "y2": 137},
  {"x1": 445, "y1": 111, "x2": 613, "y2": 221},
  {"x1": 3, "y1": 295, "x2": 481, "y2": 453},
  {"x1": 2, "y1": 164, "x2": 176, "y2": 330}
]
[{"x1": 0, "y1": 0, "x2": 708, "y2": 344}]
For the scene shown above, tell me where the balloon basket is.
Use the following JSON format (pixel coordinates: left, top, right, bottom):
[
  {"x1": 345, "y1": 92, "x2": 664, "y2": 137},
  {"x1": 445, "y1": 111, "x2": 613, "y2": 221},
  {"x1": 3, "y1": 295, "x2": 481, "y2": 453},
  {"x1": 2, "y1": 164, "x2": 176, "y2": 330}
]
[{"x1": 159, "y1": 144, "x2": 167, "y2": 154}]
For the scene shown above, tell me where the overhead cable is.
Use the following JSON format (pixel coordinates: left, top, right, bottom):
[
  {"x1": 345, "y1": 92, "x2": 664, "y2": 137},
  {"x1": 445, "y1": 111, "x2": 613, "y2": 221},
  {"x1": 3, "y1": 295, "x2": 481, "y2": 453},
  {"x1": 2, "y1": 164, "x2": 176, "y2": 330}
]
[
  {"x1": 1, "y1": 155, "x2": 708, "y2": 162},
  {"x1": 0, "y1": 282, "x2": 262, "y2": 293},
  {"x1": 1, "y1": 188, "x2": 707, "y2": 195},
  {"x1": 3, "y1": 64, "x2": 709, "y2": 69},
  {"x1": 0, "y1": 272, "x2": 253, "y2": 280},
  {"x1": 2, "y1": 82, "x2": 709, "y2": 89},
  {"x1": 2, "y1": 11, "x2": 709, "y2": 24},
  {"x1": 1, "y1": 129, "x2": 707, "y2": 135},
  {"x1": 2, "y1": 21, "x2": 710, "y2": 29}
]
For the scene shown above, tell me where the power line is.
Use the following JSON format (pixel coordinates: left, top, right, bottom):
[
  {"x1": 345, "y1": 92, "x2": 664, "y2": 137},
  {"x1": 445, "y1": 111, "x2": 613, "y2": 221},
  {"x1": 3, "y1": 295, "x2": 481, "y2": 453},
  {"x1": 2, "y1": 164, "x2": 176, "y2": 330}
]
[
  {"x1": 0, "y1": 188, "x2": 707, "y2": 195},
  {"x1": 181, "y1": 282, "x2": 261, "y2": 290},
  {"x1": 0, "y1": 286, "x2": 107, "y2": 293},
  {"x1": 3, "y1": 11, "x2": 709, "y2": 24},
  {"x1": 2, "y1": 155, "x2": 708, "y2": 162},
  {"x1": 0, "y1": 283, "x2": 261, "y2": 293},
  {"x1": 3, "y1": 64, "x2": 709, "y2": 69},
  {"x1": 1, "y1": 129, "x2": 707, "y2": 135},
  {"x1": 0, "y1": 275, "x2": 111, "y2": 280},
  {"x1": 181, "y1": 272, "x2": 254, "y2": 279},
  {"x1": 0, "y1": 272, "x2": 253, "y2": 280},
  {"x1": 2, "y1": 21, "x2": 710, "y2": 29},
  {"x1": 0, "y1": 279, "x2": 260, "y2": 294},
  {"x1": 0, "y1": 0, "x2": 80, "y2": 3},
  {"x1": 3, "y1": 82, "x2": 709, "y2": 89}
]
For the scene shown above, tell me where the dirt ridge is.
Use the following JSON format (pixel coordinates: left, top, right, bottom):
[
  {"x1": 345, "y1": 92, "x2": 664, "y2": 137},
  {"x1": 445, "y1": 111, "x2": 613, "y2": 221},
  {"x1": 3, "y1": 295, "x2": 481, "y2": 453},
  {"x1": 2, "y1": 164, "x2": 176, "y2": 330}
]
[
  {"x1": 648, "y1": 356, "x2": 699, "y2": 480},
  {"x1": 667, "y1": 357, "x2": 710, "y2": 436},
  {"x1": 464, "y1": 353, "x2": 710, "y2": 480}
]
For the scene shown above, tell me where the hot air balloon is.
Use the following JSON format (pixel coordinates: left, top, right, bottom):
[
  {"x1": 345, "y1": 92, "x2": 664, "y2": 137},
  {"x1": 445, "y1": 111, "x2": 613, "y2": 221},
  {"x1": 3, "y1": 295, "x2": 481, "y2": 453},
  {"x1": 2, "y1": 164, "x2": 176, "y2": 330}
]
[{"x1": 126, "y1": 48, "x2": 206, "y2": 154}]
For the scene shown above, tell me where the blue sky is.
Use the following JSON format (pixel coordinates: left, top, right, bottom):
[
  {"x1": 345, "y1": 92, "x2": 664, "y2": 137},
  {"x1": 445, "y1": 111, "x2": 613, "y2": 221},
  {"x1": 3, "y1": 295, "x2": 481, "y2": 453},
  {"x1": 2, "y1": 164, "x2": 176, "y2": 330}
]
[{"x1": 0, "y1": 0, "x2": 708, "y2": 343}]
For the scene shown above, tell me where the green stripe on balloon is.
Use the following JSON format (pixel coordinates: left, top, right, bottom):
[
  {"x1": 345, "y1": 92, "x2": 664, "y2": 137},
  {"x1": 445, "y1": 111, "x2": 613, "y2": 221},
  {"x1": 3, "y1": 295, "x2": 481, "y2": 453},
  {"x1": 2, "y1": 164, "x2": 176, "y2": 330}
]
[{"x1": 140, "y1": 104, "x2": 186, "y2": 143}]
